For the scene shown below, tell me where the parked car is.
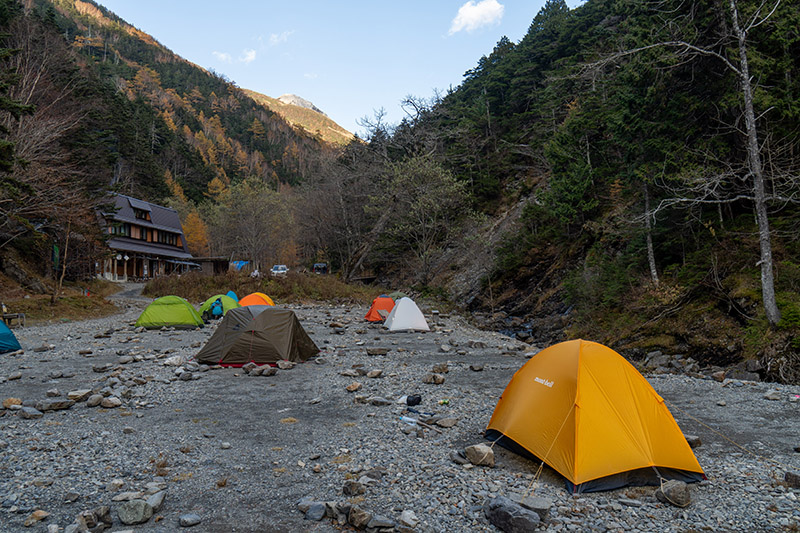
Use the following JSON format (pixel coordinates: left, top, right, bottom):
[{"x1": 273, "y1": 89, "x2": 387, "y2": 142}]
[
  {"x1": 312, "y1": 263, "x2": 328, "y2": 274},
  {"x1": 270, "y1": 264, "x2": 288, "y2": 277}
]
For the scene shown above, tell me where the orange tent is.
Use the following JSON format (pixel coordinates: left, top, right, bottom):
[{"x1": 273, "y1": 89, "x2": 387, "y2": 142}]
[
  {"x1": 486, "y1": 339, "x2": 704, "y2": 493},
  {"x1": 365, "y1": 295, "x2": 395, "y2": 322},
  {"x1": 239, "y1": 292, "x2": 275, "y2": 307}
]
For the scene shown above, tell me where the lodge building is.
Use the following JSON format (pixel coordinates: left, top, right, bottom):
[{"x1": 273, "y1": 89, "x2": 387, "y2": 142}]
[{"x1": 98, "y1": 194, "x2": 197, "y2": 281}]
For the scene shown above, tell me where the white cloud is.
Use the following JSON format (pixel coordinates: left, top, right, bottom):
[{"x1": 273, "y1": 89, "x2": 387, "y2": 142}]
[
  {"x1": 449, "y1": 0, "x2": 504, "y2": 35},
  {"x1": 212, "y1": 51, "x2": 232, "y2": 63},
  {"x1": 239, "y1": 49, "x2": 256, "y2": 64},
  {"x1": 269, "y1": 30, "x2": 295, "y2": 46},
  {"x1": 304, "y1": 73, "x2": 318, "y2": 80}
]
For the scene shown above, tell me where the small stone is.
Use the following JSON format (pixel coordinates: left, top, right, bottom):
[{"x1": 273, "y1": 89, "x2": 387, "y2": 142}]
[
  {"x1": 261, "y1": 367, "x2": 278, "y2": 377},
  {"x1": 469, "y1": 364, "x2": 484, "y2": 372},
  {"x1": 366, "y1": 348, "x2": 389, "y2": 356},
  {"x1": 221, "y1": 442, "x2": 231, "y2": 449},
  {"x1": 366, "y1": 369, "x2": 383, "y2": 378},
  {"x1": 367, "y1": 515, "x2": 395, "y2": 529},
  {"x1": 465, "y1": 443, "x2": 495, "y2": 467},
  {"x1": 277, "y1": 360, "x2": 294, "y2": 369},
  {"x1": 343, "y1": 480, "x2": 366, "y2": 496},
  {"x1": 179, "y1": 512, "x2": 202, "y2": 527},
  {"x1": 8, "y1": 371, "x2": 22, "y2": 380},
  {"x1": 45, "y1": 389, "x2": 60, "y2": 397},
  {"x1": 23, "y1": 509, "x2": 50, "y2": 527},
  {"x1": 100, "y1": 397, "x2": 122, "y2": 408},
  {"x1": 106, "y1": 478, "x2": 125, "y2": 491},
  {"x1": 450, "y1": 450, "x2": 469, "y2": 465},
  {"x1": 179, "y1": 372, "x2": 193, "y2": 381},
  {"x1": 348, "y1": 506, "x2": 372, "y2": 529},
  {"x1": 86, "y1": 394, "x2": 103, "y2": 407},
  {"x1": 432, "y1": 362, "x2": 449, "y2": 373},
  {"x1": 19, "y1": 406, "x2": 43, "y2": 419},
  {"x1": 435, "y1": 417, "x2": 458, "y2": 428},
  {"x1": 717, "y1": 400, "x2": 727, "y2": 406},
  {"x1": 684, "y1": 435, "x2": 702, "y2": 448},
  {"x1": 123, "y1": 426, "x2": 134, "y2": 434},
  {"x1": 64, "y1": 492, "x2": 80, "y2": 503},
  {"x1": 147, "y1": 491, "x2": 166, "y2": 512},
  {"x1": 2, "y1": 397, "x2": 21, "y2": 408},
  {"x1": 655, "y1": 479, "x2": 691, "y2": 507},
  {"x1": 304, "y1": 502, "x2": 326, "y2": 521},
  {"x1": 711, "y1": 370, "x2": 726, "y2": 382},
  {"x1": 399, "y1": 509, "x2": 419, "y2": 528},
  {"x1": 439, "y1": 345, "x2": 452, "y2": 353},
  {"x1": 515, "y1": 495, "x2": 553, "y2": 520},
  {"x1": 423, "y1": 373, "x2": 445, "y2": 385},
  {"x1": 763, "y1": 390, "x2": 781, "y2": 401},
  {"x1": 369, "y1": 396, "x2": 391, "y2": 406},
  {"x1": 36, "y1": 399, "x2": 75, "y2": 411},
  {"x1": 345, "y1": 382, "x2": 362, "y2": 392},
  {"x1": 785, "y1": 472, "x2": 800, "y2": 489},
  {"x1": 67, "y1": 390, "x2": 92, "y2": 402}
]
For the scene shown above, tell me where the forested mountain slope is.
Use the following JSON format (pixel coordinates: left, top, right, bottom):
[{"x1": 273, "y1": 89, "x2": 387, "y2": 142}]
[
  {"x1": 0, "y1": 0, "x2": 339, "y2": 277},
  {"x1": 299, "y1": 0, "x2": 800, "y2": 381}
]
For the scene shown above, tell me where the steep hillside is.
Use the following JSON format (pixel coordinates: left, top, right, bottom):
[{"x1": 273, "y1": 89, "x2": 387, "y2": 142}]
[
  {"x1": 43, "y1": 0, "x2": 337, "y2": 200},
  {"x1": 243, "y1": 89, "x2": 354, "y2": 146}
]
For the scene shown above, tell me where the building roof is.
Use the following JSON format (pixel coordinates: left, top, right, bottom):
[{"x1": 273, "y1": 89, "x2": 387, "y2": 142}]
[
  {"x1": 101, "y1": 193, "x2": 190, "y2": 255},
  {"x1": 108, "y1": 238, "x2": 194, "y2": 260}
]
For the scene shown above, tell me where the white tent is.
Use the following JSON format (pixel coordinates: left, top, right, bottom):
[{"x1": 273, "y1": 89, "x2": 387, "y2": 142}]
[{"x1": 384, "y1": 297, "x2": 430, "y2": 331}]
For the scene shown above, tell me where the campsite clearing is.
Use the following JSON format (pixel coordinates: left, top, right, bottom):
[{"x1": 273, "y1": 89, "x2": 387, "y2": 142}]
[{"x1": 0, "y1": 287, "x2": 797, "y2": 532}]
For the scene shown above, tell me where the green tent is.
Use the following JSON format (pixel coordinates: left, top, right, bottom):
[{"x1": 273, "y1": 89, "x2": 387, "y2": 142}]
[
  {"x1": 198, "y1": 294, "x2": 240, "y2": 317},
  {"x1": 388, "y1": 291, "x2": 408, "y2": 301},
  {"x1": 135, "y1": 295, "x2": 204, "y2": 329}
]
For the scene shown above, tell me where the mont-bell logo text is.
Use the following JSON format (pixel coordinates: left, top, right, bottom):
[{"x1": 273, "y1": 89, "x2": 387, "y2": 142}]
[{"x1": 534, "y1": 376, "x2": 554, "y2": 388}]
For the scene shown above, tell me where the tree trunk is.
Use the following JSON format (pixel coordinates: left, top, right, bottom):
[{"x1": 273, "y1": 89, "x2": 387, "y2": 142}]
[
  {"x1": 729, "y1": 0, "x2": 781, "y2": 326},
  {"x1": 643, "y1": 184, "x2": 659, "y2": 286},
  {"x1": 51, "y1": 218, "x2": 71, "y2": 305},
  {"x1": 344, "y1": 209, "x2": 392, "y2": 282}
]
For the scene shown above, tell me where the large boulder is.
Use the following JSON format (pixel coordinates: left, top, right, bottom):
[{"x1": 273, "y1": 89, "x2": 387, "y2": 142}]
[
  {"x1": 483, "y1": 495, "x2": 541, "y2": 532},
  {"x1": 464, "y1": 443, "x2": 495, "y2": 467},
  {"x1": 655, "y1": 480, "x2": 692, "y2": 508}
]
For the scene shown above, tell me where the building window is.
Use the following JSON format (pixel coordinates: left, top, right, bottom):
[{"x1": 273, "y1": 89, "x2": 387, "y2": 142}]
[
  {"x1": 139, "y1": 228, "x2": 148, "y2": 241},
  {"x1": 110, "y1": 223, "x2": 129, "y2": 237},
  {"x1": 158, "y1": 231, "x2": 177, "y2": 246},
  {"x1": 133, "y1": 208, "x2": 149, "y2": 220}
]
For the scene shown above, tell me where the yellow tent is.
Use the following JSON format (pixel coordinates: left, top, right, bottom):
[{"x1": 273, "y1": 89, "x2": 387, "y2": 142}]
[{"x1": 486, "y1": 339, "x2": 704, "y2": 493}]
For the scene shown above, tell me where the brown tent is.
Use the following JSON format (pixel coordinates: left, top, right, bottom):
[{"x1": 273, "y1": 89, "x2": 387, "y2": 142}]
[{"x1": 195, "y1": 305, "x2": 319, "y2": 366}]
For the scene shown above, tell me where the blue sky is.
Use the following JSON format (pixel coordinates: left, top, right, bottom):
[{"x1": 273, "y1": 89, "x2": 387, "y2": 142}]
[{"x1": 97, "y1": 1, "x2": 582, "y2": 136}]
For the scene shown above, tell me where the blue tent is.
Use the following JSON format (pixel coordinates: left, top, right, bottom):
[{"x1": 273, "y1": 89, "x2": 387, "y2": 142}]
[
  {"x1": 225, "y1": 290, "x2": 239, "y2": 302},
  {"x1": 0, "y1": 322, "x2": 21, "y2": 354}
]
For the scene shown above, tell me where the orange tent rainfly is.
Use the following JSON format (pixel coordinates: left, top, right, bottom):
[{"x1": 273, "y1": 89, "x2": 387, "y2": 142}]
[
  {"x1": 365, "y1": 295, "x2": 395, "y2": 322},
  {"x1": 238, "y1": 292, "x2": 275, "y2": 307},
  {"x1": 486, "y1": 339, "x2": 704, "y2": 493}
]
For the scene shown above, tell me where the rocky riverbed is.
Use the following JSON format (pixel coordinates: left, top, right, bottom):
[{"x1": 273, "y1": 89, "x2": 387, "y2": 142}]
[{"x1": 0, "y1": 286, "x2": 798, "y2": 532}]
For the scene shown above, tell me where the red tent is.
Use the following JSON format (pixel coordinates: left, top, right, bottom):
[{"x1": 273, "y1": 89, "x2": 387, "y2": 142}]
[{"x1": 365, "y1": 295, "x2": 395, "y2": 322}]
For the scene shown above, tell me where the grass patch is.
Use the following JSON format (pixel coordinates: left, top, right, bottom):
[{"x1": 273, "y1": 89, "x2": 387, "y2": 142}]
[
  {"x1": 142, "y1": 271, "x2": 380, "y2": 305},
  {"x1": 3, "y1": 279, "x2": 120, "y2": 325}
]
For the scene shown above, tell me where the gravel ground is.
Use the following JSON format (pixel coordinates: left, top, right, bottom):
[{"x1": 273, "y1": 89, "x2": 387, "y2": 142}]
[{"x1": 0, "y1": 284, "x2": 798, "y2": 532}]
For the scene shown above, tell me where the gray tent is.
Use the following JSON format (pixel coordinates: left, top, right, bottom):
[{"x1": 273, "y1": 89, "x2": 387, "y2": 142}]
[{"x1": 195, "y1": 306, "x2": 318, "y2": 366}]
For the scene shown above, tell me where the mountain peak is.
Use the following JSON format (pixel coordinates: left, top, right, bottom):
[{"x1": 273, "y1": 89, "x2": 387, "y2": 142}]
[{"x1": 277, "y1": 94, "x2": 326, "y2": 116}]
